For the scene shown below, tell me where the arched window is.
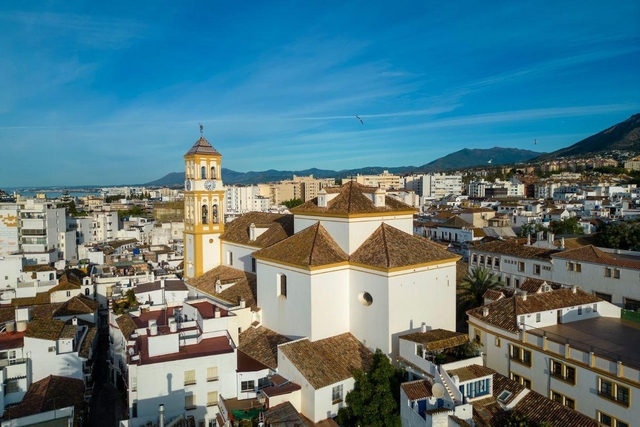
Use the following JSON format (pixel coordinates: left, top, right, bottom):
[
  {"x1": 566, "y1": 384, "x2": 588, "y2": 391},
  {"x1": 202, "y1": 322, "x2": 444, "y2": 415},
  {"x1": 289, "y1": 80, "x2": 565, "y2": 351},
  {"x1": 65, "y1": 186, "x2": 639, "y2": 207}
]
[
  {"x1": 212, "y1": 204, "x2": 219, "y2": 223},
  {"x1": 201, "y1": 166, "x2": 206, "y2": 179},
  {"x1": 85, "y1": 288, "x2": 90, "y2": 296},
  {"x1": 49, "y1": 273, "x2": 54, "y2": 280},
  {"x1": 202, "y1": 204, "x2": 208, "y2": 224},
  {"x1": 211, "y1": 166, "x2": 216, "y2": 179}
]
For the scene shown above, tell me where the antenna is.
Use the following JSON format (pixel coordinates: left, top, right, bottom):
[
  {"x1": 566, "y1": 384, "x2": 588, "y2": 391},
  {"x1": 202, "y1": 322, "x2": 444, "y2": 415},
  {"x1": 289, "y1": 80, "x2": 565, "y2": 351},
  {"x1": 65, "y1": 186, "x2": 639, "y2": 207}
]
[{"x1": 199, "y1": 123, "x2": 204, "y2": 137}]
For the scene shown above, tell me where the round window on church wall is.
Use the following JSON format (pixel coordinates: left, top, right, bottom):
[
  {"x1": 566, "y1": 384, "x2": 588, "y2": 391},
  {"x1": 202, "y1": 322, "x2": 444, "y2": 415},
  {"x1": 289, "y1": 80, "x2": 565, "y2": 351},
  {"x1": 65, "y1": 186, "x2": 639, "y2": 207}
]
[{"x1": 359, "y1": 292, "x2": 373, "y2": 306}]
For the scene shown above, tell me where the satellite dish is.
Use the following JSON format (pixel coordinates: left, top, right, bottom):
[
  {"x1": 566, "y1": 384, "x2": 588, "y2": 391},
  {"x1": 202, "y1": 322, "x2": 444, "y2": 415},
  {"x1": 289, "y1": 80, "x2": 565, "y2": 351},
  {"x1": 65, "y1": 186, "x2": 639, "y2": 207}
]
[{"x1": 432, "y1": 383, "x2": 445, "y2": 399}]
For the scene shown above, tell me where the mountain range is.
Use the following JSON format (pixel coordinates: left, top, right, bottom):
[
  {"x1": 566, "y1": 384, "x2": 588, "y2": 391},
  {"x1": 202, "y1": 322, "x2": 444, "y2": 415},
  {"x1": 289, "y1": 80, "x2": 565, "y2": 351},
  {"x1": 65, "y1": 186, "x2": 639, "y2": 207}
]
[
  {"x1": 145, "y1": 147, "x2": 543, "y2": 186},
  {"x1": 145, "y1": 113, "x2": 640, "y2": 186}
]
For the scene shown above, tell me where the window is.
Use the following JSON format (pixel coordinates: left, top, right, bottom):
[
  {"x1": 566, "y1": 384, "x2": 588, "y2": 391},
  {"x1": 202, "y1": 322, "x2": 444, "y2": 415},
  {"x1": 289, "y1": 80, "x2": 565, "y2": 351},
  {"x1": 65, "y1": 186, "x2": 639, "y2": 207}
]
[
  {"x1": 510, "y1": 344, "x2": 531, "y2": 366},
  {"x1": 332, "y1": 384, "x2": 343, "y2": 404},
  {"x1": 210, "y1": 166, "x2": 216, "y2": 179},
  {"x1": 84, "y1": 288, "x2": 90, "y2": 296},
  {"x1": 480, "y1": 255, "x2": 484, "y2": 265},
  {"x1": 184, "y1": 370, "x2": 196, "y2": 386},
  {"x1": 536, "y1": 313, "x2": 541, "y2": 322},
  {"x1": 598, "y1": 411, "x2": 629, "y2": 427},
  {"x1": 624, "y1": 297, "x2": 640, "y2": 312},
  {"x1": 510, "y1": 372, "x2": 532, "y2": 389},
  {"x1": 550, "y1": 359, "x2": 576, "y2": 385},
  {"x1": 614, "y1": 269, "x2": 620, "y2": 279},
  {"x1": 595, "y1": 292, "x2": 612, "y2": 303},
  {"x1": 494, "y1": 258, "x2": 500, "y2": 268},
  {"x1": 227, "y1": 251, "x2": 233, "y2": 266},
  {"x1": 185, "y1": 394, "x2": 196, "y2": 410},
  {"x1": 241, "y1": 380, "x2": 255, "y2": 392},
  {"x1": 202, "y1": 204, "x2": 208, "y2": 224},
  {"x1": 251, "y1": 257, "x2": 256, "y2": 273},
  {"x1": 518, "y1": 262, "x2": 525, "y2": 272},
  {"x1": 576, "y1": 263, "x2": 582, "y2": 272},
  {"x1": 533, "y1": 264, "x2": 541, "y2": 275},
  {"x1": 207, "y1": 367, "x2": 218, "y2": 381},
  {"x1": 131, "y1": 376, "x2": 137, "y2": 392},
  {"x1": 495, "y1": 337, "x2": 501, "y2": 347},
  {"x1": 598, "y1": 378, "x2": 629, "y2": 406},
  {"x1": 550, "y1": 390, "x2": 575, "y2": 409},
  {"x1": 201, "y1": 166, "x2": 206, "y2": 179},
  {"x1": 66, "y1": 291, "x2": 71, "y2": 297},
  {"x1": 487, "y1": 257, "x2": 492, "y2": 267},
  {"x1": 278, "y1": 274, "x2": 287, "y2": 298},
  {"x1": 514, "y1": 279, "x2": 520, "y2": 288},
  {"x1": 207, "y1": 391, "x2": 218, "y2": 407},
  {"x1": 578, "y1": 306, "x2": 583, "y2": 315},
  {"x1": 505, "y1": 277, "x2": 511, "y2": 287},
  {"x1": 472, "y1": 254, "x2": 477, "y2": 264}
]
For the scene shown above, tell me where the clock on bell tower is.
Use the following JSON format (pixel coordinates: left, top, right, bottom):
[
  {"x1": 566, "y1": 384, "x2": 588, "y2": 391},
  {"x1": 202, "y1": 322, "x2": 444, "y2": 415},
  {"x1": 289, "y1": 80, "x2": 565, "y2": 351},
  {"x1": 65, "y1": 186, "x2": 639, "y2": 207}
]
[{"x1": 183, "y1": 127, "x2": 225, "y2": 278}]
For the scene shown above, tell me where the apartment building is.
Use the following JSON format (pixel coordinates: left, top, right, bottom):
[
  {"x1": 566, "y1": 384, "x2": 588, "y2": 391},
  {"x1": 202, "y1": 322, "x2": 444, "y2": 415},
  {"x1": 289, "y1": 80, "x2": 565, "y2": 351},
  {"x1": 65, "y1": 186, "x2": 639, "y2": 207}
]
[
  {"x1": 403, "y1": 174, "x2": 463, "y2": 198},
  {"x1": 467, "y1": 288, "x2": 638, "y2": 427}
]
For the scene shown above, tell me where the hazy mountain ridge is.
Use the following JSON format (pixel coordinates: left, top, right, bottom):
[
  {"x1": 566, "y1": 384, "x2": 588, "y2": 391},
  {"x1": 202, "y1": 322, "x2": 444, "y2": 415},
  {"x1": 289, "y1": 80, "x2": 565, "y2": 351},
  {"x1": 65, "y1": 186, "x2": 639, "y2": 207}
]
[
  {"x1": 533, "y1": 113, "x2": 640, "y2": 161},
  {"x1": 145, "y1": 148, "x2": 543, "y2": 186}
]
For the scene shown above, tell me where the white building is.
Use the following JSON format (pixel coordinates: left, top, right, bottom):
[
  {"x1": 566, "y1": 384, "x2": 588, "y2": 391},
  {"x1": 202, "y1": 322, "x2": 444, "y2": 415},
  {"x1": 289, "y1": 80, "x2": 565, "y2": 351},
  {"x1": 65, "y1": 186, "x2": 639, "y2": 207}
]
[
  {"x1": 467, "y1": 287, "x2": 638, "y2": 427},
  {"x1": 404, "y1": 174, "x2": 463, "y2": 198}
]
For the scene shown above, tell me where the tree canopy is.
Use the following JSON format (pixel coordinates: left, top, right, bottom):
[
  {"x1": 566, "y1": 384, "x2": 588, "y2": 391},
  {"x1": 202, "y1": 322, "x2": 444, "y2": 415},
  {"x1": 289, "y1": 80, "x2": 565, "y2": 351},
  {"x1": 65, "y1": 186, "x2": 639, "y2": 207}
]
[
  {"x1": 336, "y1": 349, "x2": 402, "y2": 427},
  {"x1": 548, "y1": 217, "x2": 582, "y2": 235},
  {"x1": 282, "y1": 198, "x2": 303, "y2": 209},
  {"x1": 596, "y1": 221, "x2": 640, "y2": 250},
  {"x1": 457, "y1": 267, "x2": 503, "y2": 319}
]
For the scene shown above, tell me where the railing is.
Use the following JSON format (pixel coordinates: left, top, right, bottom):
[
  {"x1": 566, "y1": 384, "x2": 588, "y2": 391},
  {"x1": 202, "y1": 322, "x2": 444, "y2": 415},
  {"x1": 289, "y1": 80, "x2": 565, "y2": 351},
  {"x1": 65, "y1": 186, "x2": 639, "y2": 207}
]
[{"x1": 622, "y1": 309, "x2": 640, "y2": 324}]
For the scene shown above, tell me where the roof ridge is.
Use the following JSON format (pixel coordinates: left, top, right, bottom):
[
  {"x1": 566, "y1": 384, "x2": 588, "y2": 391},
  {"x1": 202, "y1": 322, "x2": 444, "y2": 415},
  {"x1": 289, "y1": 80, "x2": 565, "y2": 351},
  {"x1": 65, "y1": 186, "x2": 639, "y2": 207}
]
[
  {"x1": 308, "y1": 222, "x2": 322, "y2": 264},
  {"x1": 381, "y1": 223, "x2": 391, "y2": 268}
]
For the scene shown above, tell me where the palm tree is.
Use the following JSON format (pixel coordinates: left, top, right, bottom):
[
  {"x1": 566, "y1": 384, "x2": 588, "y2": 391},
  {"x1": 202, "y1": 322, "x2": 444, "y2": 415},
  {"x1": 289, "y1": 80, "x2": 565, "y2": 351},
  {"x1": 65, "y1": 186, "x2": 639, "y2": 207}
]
[{"x1": 457, "y1": 267, "x2": 503, "y2": 319}]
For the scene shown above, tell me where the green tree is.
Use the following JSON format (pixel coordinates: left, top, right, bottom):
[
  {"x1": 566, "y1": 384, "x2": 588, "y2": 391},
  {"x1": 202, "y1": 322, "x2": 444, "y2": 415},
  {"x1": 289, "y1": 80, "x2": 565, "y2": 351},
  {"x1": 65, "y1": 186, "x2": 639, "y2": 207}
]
[
  {"x1": 549, "y1": 217, "x2": 583, "y2": 235},
  {"x1": 336, "y1": 349, "x2": 402, "y2": 427},
  {"x1": 596, "y1": 221, "x2": 640, "y2": 250},
  {"x1": 457, "y1": 267, "x2": 503, "y2": 319},
  {"x1": 497, "y1": 411, "x2": 535, "y2": 427},
  {"x1": 282, "y1": 198, "x2": 303, "y2": 209},
  {"x1": 518, "y1": 222, "x2": 545, "y2": 238}
]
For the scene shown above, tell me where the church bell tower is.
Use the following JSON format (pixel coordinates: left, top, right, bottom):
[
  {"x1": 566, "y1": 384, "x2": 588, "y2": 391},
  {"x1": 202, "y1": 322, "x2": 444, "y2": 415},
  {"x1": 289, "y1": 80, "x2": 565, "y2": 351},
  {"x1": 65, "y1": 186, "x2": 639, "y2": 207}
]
[{"x1": 183, "y1": 127, "x2": 225, "y2": 278}]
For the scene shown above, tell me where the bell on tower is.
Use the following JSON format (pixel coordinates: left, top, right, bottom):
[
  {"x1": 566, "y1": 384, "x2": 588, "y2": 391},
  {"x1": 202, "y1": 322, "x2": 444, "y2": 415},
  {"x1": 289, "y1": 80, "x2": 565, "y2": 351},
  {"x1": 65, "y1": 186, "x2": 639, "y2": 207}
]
[{"x1": 183, "y1": 125, "x2": 225, "y2": 278}]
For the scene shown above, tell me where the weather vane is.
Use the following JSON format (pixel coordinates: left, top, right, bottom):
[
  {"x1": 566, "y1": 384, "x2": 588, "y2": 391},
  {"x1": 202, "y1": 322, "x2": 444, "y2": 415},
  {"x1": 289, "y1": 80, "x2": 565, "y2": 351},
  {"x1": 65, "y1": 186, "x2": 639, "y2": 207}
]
[{"x1": 199, "y1": 123, "x2": 204, "y2": 137}]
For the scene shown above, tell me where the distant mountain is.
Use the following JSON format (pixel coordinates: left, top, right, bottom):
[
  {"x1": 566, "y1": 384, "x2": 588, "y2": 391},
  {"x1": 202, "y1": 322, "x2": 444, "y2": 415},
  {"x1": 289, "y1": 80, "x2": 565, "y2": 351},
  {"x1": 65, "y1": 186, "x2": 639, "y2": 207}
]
[
  {"x1": 533, "y1": 113, "x2": 640, "y2": 161},
  {"x1": 417, "y1": 147, "x2": 544, "y2": 172},
  {"x1": 144, "y1": 147, "x2": 544, "y2": 186}
]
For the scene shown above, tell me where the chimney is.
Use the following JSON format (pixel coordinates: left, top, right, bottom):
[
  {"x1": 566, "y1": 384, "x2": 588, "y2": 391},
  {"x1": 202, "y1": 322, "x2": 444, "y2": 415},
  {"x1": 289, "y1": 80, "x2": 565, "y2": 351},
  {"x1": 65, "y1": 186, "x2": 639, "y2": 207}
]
[
  {"x1": 374, "y1": 187, "x2": 386, "y2": 207},
  {"x1": 537, "y1": 231, "x2": 544, "y2": 242},
  {"x1": 317, "y1": 189, "x2": 328, "y2": 208},
  {"x1": 149, "y1": 319, "x2": 158, "y2": 336},
  {"x1": 420, "y1": 322, "x2": 427, "y2": 333},
  {"x1": 548, "y1": 232, "x2": 555, "y2": 244},
  {"x1": 571, "y1": 285, "x2": 577, "y2": 294},
  {"x1": 482, "y1": 307, "x2": 489, "y2": 317},
  {"x1": 560, "y1": 237, "x2": 565, "y2": 249},
  {"x1": 159, "y1": 404, "x2": 165, "y2": 427},
  {"x1": 520, "y1": 290, "x2": 527, "y2": 301},
  {"x1": 239, "y1": 298, "x2": 246, "y2": 309},
  {"x1": 160, "y1": 278, "x2": 165, "y2": 288},
  {"x1": 527, "y1": 233, "x2": 531, "y2": 246},
  {"x1": 215, "y1": 307, "x2": 221, "y2": 318},
  {"x1": 72, "y1": 317, "x2": 78, "y2": 326},
  {"x1": 249, "y1": 223, "x2": 256, "y2": 241}
]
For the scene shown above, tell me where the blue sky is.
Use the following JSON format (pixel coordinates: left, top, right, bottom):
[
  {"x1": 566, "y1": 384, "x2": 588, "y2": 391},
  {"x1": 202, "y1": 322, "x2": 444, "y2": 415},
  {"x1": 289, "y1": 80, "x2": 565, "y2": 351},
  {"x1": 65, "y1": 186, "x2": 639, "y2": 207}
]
[{"x1": 0, "y1": 1, "x2": 639, "y2": 187}]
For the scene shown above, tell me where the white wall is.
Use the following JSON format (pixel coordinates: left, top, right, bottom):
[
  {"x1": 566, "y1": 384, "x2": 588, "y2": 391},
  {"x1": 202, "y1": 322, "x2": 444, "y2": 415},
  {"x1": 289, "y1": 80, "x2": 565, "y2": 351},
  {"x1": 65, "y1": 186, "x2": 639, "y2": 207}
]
[
  {"x1": 221, "y1": 241, "x2": 257, "y2": 274},
  {"x1": 309, "y1": 267, "x2": 350, "y2": 341},
  {"x1": 25, "y1": 337, "x2": 83, "y2": 383}
]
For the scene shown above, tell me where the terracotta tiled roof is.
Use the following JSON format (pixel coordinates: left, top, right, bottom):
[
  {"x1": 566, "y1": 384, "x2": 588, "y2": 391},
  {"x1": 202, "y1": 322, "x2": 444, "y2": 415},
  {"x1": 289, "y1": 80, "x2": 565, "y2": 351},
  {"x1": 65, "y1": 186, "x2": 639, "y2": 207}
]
[
  {"x1": 189, "y1": 266, "x2": 257, "y2": 309},
  {"x1": 115, "y1": 313, "x2": 137, "y2": 340},
  {"x1": 238, "y1": 326, "x2": 291, "y2": 370},
  {"x1": 441, "y1": 216, "x2": 473, "y2": 229},
  {"x1": 291, "y1": 181, "x2": 416, "y2": 217},
  {"x1": 0, "y1": 307, "x2": 15, "y2": 324},
  {"x1": 552, "y1": 245, "x2": 640, "y2": 269},
  {"x1": 49, "y1": 281, "x2": 80, "y2": 293},
  {"x1": 30, "y1": 303, "x2": 62, "y2": 320},
  {"x1": 254, "y1": 222, "x2": 348, "y2": 269},
  {"x1": 519, "y1": 278, "x2": 547, "y2": 293},
  {"x1": 400, "y1": 329, "x2": 469, "y2": 351},
  {"x1": 134, "y1": 279, "x2": 187, "y2": 294},
  {"x1": 12, "y1": 292, "x2": 51, "y2": 307},
  {"x1": 467, "y1": 288, "x2": 602, "y2": 333},
  {"x1": 350, "y1": 223, "x2": 459, "y2": 269},
  {"x1": 25, "y1": 318, "x2": 66, "y2": 341},
  {"x1": 278, "y1": 333, "x2": 373, "y2": 389},
  {"x1": 23, "y1": 264, "x2": 56, "y2": 272},
  {"x1": 57, "y1": 269, "x2": 85, "y2": 286},
  {"x1": 471, "y1": 240, "x2": 558, "y2": 260},
  {"x1": 185, "y1": 136, "x2": 220, "y2": 156},
  {"x1": 401, "y1": 379, "x2": 433, "y2": 400},
  {"x1": 482, "y1": 289, "x2": 505, "y2": 301},
  {"x1": 472, "y1": 371, "x2": 599, "y2": 427},
  {"x1": 4, "y1": 375, "x2": 85, "y2": 424},
  {"x1": 221, "y1": 212, "x2": 294, "y2": 248},
  {"x1": 449, "y1": 416, "x2": 473, "y2": 427},
  {"x1": 263, "y1": 401, "x2": 311, "y2": 427},
  {"x1": 447, "y1": 364, "x2": 494, "y2": 382},
  {"x1": 461, "y1": 208, "x2": 494, "y2": 213},
  {"x1": 54, "y1": 295, "x2": 99, "y2": 317},
  {"x1": 79, "y1": 326, "x2": 97, "y2": 359}
]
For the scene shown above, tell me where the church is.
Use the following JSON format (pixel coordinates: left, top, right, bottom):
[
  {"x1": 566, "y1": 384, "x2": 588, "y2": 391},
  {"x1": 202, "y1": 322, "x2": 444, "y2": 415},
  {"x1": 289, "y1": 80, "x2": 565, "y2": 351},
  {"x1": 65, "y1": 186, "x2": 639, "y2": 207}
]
[{"x1": 137, "y1": 133, "x2": 463, "y2": 424}]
